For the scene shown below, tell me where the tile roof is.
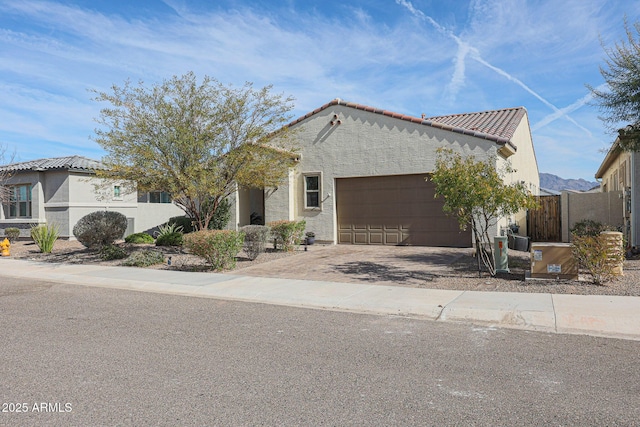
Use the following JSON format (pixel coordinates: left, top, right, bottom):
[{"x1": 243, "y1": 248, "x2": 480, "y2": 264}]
[
  {"x1": 425, "y1": 107, "x2": 526, "y2": 142},
  {"x1": 0, "y1": 155, "x2": 106, "y2": 172},
  {"x1": 288, "y1": 99, "x2": 525, "y2": 151}
]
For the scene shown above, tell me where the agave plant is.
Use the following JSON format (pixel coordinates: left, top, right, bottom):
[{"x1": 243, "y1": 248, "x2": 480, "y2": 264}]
[{"x1": 154, "y1": 222, "x2": 184, "y2": 238}]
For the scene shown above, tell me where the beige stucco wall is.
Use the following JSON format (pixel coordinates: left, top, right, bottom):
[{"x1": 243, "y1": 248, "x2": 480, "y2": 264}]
[
  {"x1": 132, "y1": 202, "x2": 184, "y2": 234},
  {"x1": 599, "y1": 149, "x2": 631, "y2": 193},
  {"x1": 264, "y1": 105, "x2": 534, "y2": 244},
  {"x1": 263, "y1": 170, "x2": 295, "y2": 225},
  {"x1": 560, "y1": 191, "x2": 624, "y2": 242},
  {"x1": 596, "y1": 147, "x2": 640, "y2": 247},
  {"x1": 495, "y1": 113, "x2": 540, "y2": 238},
  {"x1": 1, "y1": 170, "x2": 183, "y2": 239}
]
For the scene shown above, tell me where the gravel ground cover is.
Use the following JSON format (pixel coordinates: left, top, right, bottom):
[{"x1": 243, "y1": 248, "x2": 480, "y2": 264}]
[{"x1": 4, "y1": 239, "x2": 640, "y2": 296}]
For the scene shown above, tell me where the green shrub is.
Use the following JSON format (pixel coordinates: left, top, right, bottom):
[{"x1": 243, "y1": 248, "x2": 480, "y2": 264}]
[
  {"x1": 571, "y1": 233, "x2": 625, "y2": 285},
  {"x1": 125, "y1": 232, "x2": 155, "y2": 244},
  {"x1": 155, "y1": 232, "x2": 184, "y2": 247},
  {"x1": 240, "y1": 225, "x2": 271, "y2": 260},
  {"x1": 30, "y1": 224, "x2": 60, "y2": 253},
  {"x1": 206, "y1": 198, "x2": 232, "y2": 230},
  {"x1": 4, "y1": 227, "x2": 20, "y2": 242},
  {"x1": 73, "y1": 211, "x2": 128, "y2": 249},
  {"x1": 570, "y1": 219, "x2": 611, "y2": 237},
  {"x1": 122, "y1": 249, "x2": 165, "y2": 267},
  {"x1": 184, "y1": 229, "x2": 245, "y2": 271},
  {"x1": 268, "y1": 220, "x2": 306, "y2": 252},
  {"x1": 168, "y1": 216, "x2": 195, "y2": 233},
  {"x1": 155, "y1": 222, "x2": 183, "y2": 237},
  {"x1": 100, "y1": 244, "x2": 128, "y2": 260},
  {"x1": 154, "y1": 222, "x2": 184, "y2": 246}
]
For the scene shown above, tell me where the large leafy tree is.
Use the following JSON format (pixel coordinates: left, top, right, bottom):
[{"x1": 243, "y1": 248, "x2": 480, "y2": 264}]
[
  {"x1": 92, "y1": 72, "x2": 298, "y2": 230},
  {"x1": 589, "y1": 19, "x2": 640, "y2": 150},
  {"x1": 430, "y1": 148, "x2": 538, "y2": 276}
]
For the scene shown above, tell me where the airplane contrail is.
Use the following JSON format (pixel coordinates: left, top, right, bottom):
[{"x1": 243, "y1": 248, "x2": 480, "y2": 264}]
[{"x1": 395, "y1": 0, "x2": 592, "y2": 135}]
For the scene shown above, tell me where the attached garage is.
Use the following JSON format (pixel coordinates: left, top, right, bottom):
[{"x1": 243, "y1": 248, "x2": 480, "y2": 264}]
[
  {"x1": 336, "y1": 174, "x2": 471, "y2": 247},
  {"x1": 252, "y1": 99, "x2": 539, "y2": 247}
]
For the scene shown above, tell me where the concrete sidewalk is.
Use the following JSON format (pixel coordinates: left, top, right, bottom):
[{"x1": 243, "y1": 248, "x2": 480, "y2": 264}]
[{"x1": 1, "y1": 259, "x2": 638, "y2": 341}]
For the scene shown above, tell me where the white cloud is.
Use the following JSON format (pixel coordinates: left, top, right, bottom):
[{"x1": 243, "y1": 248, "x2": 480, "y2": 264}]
[{"x1": 0, "y1": 0, "x2": 638, "y2": 179}]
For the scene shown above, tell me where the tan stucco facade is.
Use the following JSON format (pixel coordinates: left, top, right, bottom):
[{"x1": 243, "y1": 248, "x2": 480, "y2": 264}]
[
  {"x1": 496, "y1": 112, "x2": 540, "y2": 237},
  {"x1": 595, "y1": 141, "x2": 640, "y2": 247},
  {"x1": 233, "y1": 101, "x2": 540, "y2": 246}
]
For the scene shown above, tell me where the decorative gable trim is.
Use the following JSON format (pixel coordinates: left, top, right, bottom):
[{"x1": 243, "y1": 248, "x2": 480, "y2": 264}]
[{"x1": 287, "y1": 99, "x2": 521, "y2": 154}]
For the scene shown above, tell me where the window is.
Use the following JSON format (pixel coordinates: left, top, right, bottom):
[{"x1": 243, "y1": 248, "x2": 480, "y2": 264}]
[
  {"x1": 113, "y1": 185, "x2": 121, "y2": 199},
  {"x1": 4, "y1": 184, "x2": 32, "y2": 218},
  {"x1": 138, "y1": 191, "x2": 172, "y2": 203},
  {"x1": 149, "y1": 191, "x2": 171, "y2": 203},
  {"x1": 304, "y1": 173, "x2": 321, "y2": 209}
]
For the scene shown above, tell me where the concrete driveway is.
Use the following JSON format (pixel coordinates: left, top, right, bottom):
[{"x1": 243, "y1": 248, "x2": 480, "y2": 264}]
[{"x1": 231, "y1": 244, "x2": 473, "y2": 287}]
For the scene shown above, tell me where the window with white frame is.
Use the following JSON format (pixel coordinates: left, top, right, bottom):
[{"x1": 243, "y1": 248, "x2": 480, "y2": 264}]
[
  {"x1": 304, "y1": 173, "x2": 321, "y2": 209},
  {"x1": 113, "y1": 185, "x2": 122, "y2": 200},
  {"x1": 4, "y1": 184, "x2": 32, "y2": 218}
]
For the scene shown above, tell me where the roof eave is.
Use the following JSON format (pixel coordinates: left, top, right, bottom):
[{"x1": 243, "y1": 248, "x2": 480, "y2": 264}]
[{"x1": 595, "y1": 139, "x2": 621, "y2": 179}]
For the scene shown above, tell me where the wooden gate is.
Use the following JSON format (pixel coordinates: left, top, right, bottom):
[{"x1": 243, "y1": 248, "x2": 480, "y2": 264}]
[{"x1": 527, "y1": 195, "x2": 561, "y2": 242}]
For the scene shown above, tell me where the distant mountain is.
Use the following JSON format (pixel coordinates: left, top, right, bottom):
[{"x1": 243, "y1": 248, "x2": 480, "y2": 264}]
[{"x1": 540, "y1": 173, "x2": 599, "y2": 192}]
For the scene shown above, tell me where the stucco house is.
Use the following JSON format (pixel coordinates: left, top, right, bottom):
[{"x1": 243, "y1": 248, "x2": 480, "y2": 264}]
[
  {"x1": 230, "y1": 99, "x2": 540, "y2": 247},
  {"x1": 0, "y1": 155, "x2": 183, "y2": 239},
  {"x1": 595, "y1": 137, "x2": 640, "y2": 248}
]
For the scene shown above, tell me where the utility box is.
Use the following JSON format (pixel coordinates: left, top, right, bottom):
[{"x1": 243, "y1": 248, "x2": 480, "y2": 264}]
[
  {"x1": 530, "y1": 243, "x2": 578, "y2": 280},
  {"x1": 494, "y1": 236, "x2": 509, "y2": 273}
]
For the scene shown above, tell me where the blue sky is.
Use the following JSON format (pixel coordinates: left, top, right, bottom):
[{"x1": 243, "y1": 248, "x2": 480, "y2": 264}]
[{"x1": 1, "y1": 0, "x2": 639, "y2": 181}]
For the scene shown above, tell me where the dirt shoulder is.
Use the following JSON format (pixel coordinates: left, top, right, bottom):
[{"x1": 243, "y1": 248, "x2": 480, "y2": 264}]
[{"x1": 4, "y1": 239, "x2": 640, "y2": 297}]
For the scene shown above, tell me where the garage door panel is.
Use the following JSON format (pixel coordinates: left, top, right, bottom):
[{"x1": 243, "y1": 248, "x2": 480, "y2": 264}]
[
  {"x1": 385, "y1": 233, "x2": 400, "y2": 245},
  {"x1": 354, "y1": 232, "x2": 368, "y2": 244},
  {"x1": 337, "y1": 174, "x2": 471, "y2": 247},
  {"x1": 369, "y1": 232, "x2": 384, "y2": 244}
]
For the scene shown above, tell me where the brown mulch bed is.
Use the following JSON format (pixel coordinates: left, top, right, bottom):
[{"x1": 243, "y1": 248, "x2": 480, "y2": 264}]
[{"x1": 3, "y1": 240, "x2": 640, "y2": 297}]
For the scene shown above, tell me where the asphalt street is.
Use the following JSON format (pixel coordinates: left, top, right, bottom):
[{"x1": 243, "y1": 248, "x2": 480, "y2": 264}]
[{"x1": 1, "y1": 277, "x2": 639, "y2": 426}]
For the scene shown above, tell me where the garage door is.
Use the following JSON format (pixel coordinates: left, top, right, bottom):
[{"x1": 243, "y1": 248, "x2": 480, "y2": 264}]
[{"x1": 336, "y1": 174, "x2": 471, "y2": 247}]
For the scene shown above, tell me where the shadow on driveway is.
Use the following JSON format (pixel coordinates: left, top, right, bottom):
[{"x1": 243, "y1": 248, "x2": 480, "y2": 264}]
[
  {"x1": 232, "y1": 245, "x2": 478, "y2": 287},
  {"x1": 332, "y1": 261, "x2": 437, "y2": 284}
]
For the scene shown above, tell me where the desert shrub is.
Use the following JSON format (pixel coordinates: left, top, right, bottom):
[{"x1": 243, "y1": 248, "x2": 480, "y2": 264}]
[
  {"x1": 155, "y1": 223, "x2": 184, "y2": 246},
  {"x1": 155, "y1": 222, "x2": 183, "y2": 237},
  {"x1": 73, "y1": 211, "x2": 127, "y2": 249},
  {"x1": 100, "y1": 244, "x2": 128, "y2": 260},
  {"x1": 184, "y1": 229, "x2": 245, "y2": 271},
  {"x1": 571, "y1": 233, "x2": 625, "y2": 285},
  {"x1": 30, "y1": 224, "x2": 59, "y2": 253},
  {"x1": 122, "y1": 249, "x2": 165, "y2": 267},
  {"x1": 268, "y1": 220, "x2": 306, "y2": 252},
  {"x1": 240, "y1": 225, "x2": 271, "y2": 260},
  {"x1": 156, "y1": 232, "x2": 184, "y2": 247},
  {"x1": 570, "y1": 219, "x2": 610, "y2": 237},
  {"x1": 125, "y1": 232, "x2": 155, "y2": 244},
  {"x1": 4, "y1": 227, "x2": 20, "y2": 242},
  {"x1": 168, "y1": 216, "x2": 195, "y2": 234}
]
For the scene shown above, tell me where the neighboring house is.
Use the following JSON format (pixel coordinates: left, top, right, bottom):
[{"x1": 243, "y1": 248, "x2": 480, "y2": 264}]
[
  {"x1": 230, "y1": 99, "x2": 540, "y2": 247},
  {"x1": 595, "y1": 139, "x2": 640, "y2": 248},
  {"x1": 0, "y1": 155, "x2": 183, "y2": 239}
]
